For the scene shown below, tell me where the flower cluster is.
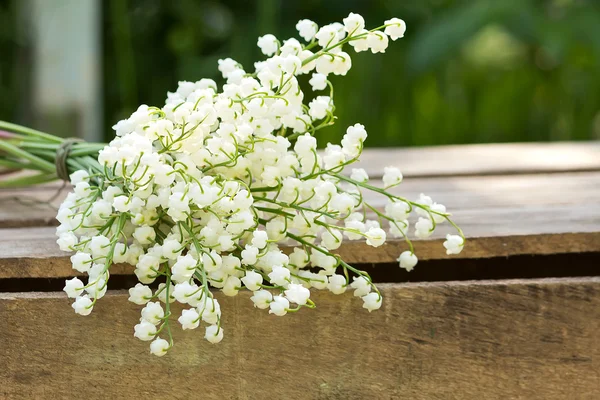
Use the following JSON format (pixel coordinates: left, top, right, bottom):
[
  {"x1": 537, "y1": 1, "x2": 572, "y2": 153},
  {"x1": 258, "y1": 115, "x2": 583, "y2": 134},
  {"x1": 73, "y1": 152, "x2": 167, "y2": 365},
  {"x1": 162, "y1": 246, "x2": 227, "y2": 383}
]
[{"x1": 57, "y1": 13, "x2": 464, "y2": 356}]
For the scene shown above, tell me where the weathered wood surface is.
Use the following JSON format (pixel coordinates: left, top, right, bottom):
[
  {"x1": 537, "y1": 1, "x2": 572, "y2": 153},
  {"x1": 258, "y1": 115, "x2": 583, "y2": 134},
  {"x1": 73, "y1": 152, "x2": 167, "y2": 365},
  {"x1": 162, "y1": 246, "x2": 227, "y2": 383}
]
[
  {"x1": 2, "y1": 227, "x2": 599, "y2": 279},
  {"x1": 1, "y1": 142, "x2": 600, "y2": 399},
  {"x1": 355, "y1": 141, "x2": 600, "y2": 177},
  {"x1": 1, "y1": 171, "x2": 599, "y2": 278},
  {"x1": 3, "y1": 141, "x2": 597, "y2": 183},
  {"x1": 1, "y1": 278, "x2": 599, "y2": 399},
  {"x1": 2, "y1": 140, "x2": 600, "y2": 227},
  {"x1": 0, "y1": 185, "x2": 64, "y2": 228},
  {"x1": 4, "y1": 170, "x2": 600, "y2": 229}
]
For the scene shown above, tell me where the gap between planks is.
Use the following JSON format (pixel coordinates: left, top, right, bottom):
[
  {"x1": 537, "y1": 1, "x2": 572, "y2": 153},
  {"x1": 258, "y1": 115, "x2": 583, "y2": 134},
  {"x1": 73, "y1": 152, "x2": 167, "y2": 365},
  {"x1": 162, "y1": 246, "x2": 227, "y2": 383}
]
[
  {"x1": 0, "y1": 230, "x2": 599, "y2": 279},
  {"x1": 1, "y1": 170, "x2": 600, "y2": 278},
  {"x1": 1, "y1": 276, "x2": 598, "y2": 299}
]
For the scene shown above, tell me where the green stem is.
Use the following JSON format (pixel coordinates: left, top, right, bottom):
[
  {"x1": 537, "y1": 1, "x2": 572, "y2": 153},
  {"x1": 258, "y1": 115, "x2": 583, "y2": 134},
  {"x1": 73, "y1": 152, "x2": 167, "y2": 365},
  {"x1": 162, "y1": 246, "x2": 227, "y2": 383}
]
[
  {"x1": 69, "y1": 143, "x2": 107, "y2": 158},
  {"x1": 0, "y1": 172, "x2": 57, "y2": 187},
  {"x1": 164, "y1": 273, "x2": 174, "y2": 347},
  {"x1": 0, "y1": 159, "x2": 44, "y2": 171},
  {"x1": 0, "y1": 140, "x2": 55, "y2": 172},
  {"x1": 0, "y1": 120, "x2": 62, "y2": 143},
  {"x1": 301, "y1": 25, "x2": 384, "y2": 66}
]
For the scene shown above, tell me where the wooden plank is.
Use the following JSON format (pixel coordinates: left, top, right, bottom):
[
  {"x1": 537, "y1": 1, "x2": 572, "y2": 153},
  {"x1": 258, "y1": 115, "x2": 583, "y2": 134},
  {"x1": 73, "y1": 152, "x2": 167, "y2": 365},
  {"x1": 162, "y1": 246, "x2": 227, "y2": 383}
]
[
  {"x1": 3, "y1": 169, "x2": 600, "y2": 229},
  {"x1": 1, "y1": 227, "x2": 599, "y2": 279},
  {"x1": 4, "y1": 141, "x2": 598, "y2": 184},
  {"x1": 1, "y1": 171, "x2": 599, "y2": 278},
  {"x1": 354, "y1": 141, "x2": 600, "y2": 178},
  {"x1": 1, "y1": 277, "x2": 599, "y2": 399},
  {"x1": 2, "y1": 141, "x2": 599, "y2": 227},
  {"x1": 0, "y1": 186, "x2": 65, "y2": 228}
]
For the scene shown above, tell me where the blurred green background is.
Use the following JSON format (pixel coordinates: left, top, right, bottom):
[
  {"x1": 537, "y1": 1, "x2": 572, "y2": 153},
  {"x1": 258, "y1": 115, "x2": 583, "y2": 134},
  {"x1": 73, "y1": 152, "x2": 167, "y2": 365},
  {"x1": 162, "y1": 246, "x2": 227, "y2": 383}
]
[{"x1": 1, "y1": 0, "x2": 600, "y2": 147}]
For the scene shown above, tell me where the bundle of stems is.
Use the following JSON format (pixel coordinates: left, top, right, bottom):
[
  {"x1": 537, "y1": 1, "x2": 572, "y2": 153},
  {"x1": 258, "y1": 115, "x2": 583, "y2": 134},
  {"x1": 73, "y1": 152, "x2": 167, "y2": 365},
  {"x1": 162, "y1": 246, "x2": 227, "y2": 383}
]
[{"x1": 0, "y1": 121, "x2": 105, "y2": 187}]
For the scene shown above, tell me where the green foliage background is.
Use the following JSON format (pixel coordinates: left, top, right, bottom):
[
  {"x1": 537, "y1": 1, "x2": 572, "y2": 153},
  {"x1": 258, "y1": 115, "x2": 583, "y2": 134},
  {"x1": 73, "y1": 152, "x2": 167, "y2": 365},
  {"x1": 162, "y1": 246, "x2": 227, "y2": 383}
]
[{"x1": 2, "y1": 0, "x2": 600, "y2": 146}]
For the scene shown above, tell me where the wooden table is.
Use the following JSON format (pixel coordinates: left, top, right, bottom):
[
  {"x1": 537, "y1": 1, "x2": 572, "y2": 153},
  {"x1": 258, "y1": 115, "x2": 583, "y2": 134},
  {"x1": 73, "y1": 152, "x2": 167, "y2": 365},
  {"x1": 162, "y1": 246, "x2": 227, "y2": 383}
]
[{"x1": 1, "y1": 142, "x2": 599, "y2": 399}]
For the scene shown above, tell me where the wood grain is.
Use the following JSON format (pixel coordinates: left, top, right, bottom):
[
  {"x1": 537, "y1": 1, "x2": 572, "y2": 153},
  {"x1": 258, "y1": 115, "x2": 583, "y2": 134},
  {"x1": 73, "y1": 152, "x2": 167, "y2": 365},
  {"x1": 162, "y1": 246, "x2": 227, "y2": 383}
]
[
  {"x1": 1, "y1": 142, "x2": 599, "y2": 399},
  {"x1": 0, "y1": 185, "x2": 64, "y2": 228},
  {"x1": 2, "y1": 227, "x2": 599, "y2": 279},
  {"x1": 1, "y1": 277, "x2": 599, "y2": 399},
  {"x1": 1, "y1": 171, "x2": 600, "y2": 278},
  {"x1": 2, "y1": 170, "x2": 600, "y2": 229},
  {"x1": 354, "y1": 141, "x2": 600, "y2": 178},
  {"x1": 2, "y1": 140, "x2": 600, "y2": 227}
]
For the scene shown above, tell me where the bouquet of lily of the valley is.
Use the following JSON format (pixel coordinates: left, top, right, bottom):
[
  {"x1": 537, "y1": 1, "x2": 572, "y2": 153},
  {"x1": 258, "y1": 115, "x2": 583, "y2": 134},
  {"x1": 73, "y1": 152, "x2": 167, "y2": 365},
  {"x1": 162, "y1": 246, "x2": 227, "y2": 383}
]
[{"x1": 0, "y1": 13, "x2": 464, "y2": 356}]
